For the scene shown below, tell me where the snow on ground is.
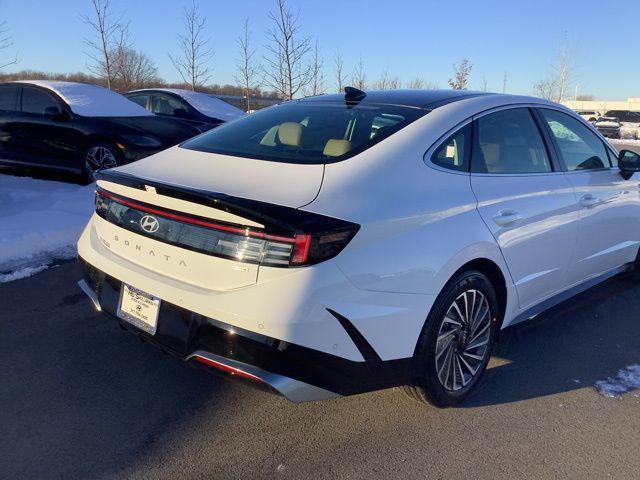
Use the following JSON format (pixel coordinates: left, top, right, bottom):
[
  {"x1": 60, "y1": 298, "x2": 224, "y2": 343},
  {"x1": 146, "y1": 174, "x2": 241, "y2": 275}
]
[
  {"x1": 0, "y1": 175, "x2": 94, "y2": 282},
  {"x1": 594, "y1": 364, "x2": 640, "y2": 398}
]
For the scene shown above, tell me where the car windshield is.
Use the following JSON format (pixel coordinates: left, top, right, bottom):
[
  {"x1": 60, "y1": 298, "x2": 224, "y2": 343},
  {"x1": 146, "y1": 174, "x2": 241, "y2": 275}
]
[{"x1": 180, "y1": 101, "x2": 428, "y2": 164}]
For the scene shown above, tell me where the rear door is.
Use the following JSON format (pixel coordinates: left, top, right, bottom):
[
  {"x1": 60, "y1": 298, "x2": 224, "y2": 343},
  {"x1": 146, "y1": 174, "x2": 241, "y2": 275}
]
[
  {"x1": 470, "y1": 107, "x2": 579, "y2": 310},
  {"x1": 0, "y1": 84, "x2": 21, "y2": 164},
  {"x1": 537, "y1": 108, "x2": 640, "y2": 284}
]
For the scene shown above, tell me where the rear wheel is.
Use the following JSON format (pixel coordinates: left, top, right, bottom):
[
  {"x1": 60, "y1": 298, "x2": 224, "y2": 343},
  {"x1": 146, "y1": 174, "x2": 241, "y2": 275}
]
[
  {"x1": 84, "y1": 142, "x2": 119, "y2": 182},
  {"x1": 403, "y1": 271, "x2": 499, "y2": 407}
]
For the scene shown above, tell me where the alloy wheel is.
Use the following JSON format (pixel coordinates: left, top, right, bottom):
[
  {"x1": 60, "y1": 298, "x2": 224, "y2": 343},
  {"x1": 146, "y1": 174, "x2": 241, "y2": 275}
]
[
  {"x1": 85, "y1": 145, "x2": 117, "y2": 181},
  {"x1": 435, "y1": 289, "x2": 492, "y2": 391}
]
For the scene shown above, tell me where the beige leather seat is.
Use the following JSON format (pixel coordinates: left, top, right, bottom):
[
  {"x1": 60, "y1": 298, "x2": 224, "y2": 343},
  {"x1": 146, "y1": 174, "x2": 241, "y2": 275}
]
[
  {"x1": 277, "y1": 122, "x2": 304, "y2": 147},
  {"x1": 323, "y1": 139, "x2": 353, "y2": 157}
]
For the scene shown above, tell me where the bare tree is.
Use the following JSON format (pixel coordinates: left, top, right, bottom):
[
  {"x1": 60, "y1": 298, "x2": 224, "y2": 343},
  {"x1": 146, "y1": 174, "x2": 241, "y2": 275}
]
[
  {"x1": 111, "y1": 26, "x2": 158, "y2": 91},
  {"x1": 334, "y1": 49, "x2": 346, "y2": 93},
  {"x1": 388, "y1": 75, "x2": 400, "y2": 89},
  {"x1": 305, "y1": 39, "x2": 324, "y2": 96},
  {"x1": 479, "y1": 74, "x2": 489, "y2": 92},
  {"x1": 263, "y1": 0, "x2": 311, "y2": 100},
  {"x1": 554, "y1": 32, "x2": 572, "y2": 102},
  {"x1": 373, "y1": 68, "x2": 390, "y2": 90},
  {"x1": 448, "y1": 59, "x2": 472, "y2": 90},
  {"x1": 0, "y1": 21, "x2": 17, "y2": 69},
  {"x1": 351, "y1": 56, "x2": 366, "y2": 90},
  {"x1": 407, "y1": 77, "x2": 424, "y2": 89},
  {"x1": 234, "y1": 18, "x2": 259, "y2": 110},
  {"x1": 532, "y1": 77, "x2": 558, "y2": 100},
  {"x1": 82, "y1": 0, "x2": 121, "y2": 89},
  {"x1": 169, "y1": 1, "x2": 213, "y2": 91},
  {"x1": 533, "y1": 33, "x2": 574, "y2": 102}
]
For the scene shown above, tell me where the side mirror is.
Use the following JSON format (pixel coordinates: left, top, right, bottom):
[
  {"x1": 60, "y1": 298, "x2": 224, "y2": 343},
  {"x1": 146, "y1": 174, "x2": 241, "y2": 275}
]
[
  {"x1": 44, "y1": 106, "x2": 68, "y2": 121},
  {"x1": 618, "y1": 149, "x2": 640, "y2": 179}
]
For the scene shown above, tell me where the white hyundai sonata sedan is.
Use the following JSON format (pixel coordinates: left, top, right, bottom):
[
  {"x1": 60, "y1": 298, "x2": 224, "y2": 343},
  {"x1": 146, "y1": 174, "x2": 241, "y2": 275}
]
[{"x1": 77, "y1": 88, "x2": 640, "y2": 407}]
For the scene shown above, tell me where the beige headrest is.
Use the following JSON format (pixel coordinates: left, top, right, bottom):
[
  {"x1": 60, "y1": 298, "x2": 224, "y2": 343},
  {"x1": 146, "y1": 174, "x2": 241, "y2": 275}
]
[
  {"x1": 277, "y1": 122, "x2": 303, "y2": 147},
  {"x1": 323, "y1": 139, "x2": 353, "y2": 157}
]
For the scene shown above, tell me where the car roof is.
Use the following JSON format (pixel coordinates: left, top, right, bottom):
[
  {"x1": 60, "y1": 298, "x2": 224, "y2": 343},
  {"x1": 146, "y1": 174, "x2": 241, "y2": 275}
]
[
  {"x1": 300, "y1": 89, "x2": 494, "y2": 109},
  {"x1": 4, "y1": 80, "x2": 153, "y2": 117}
]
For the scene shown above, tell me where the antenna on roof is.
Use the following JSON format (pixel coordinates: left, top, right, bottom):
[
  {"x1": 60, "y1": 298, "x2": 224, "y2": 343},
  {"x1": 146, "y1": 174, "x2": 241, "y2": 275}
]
[{"x1": 344, "y1": 86, "x2": 366, "y2": 102}]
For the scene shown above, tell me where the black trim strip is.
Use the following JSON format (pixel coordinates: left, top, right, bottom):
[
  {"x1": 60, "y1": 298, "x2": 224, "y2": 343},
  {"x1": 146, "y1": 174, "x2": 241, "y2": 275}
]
[
  {"x1": 326, "y1": 308, "x2": 382, "y2": 363},
  {"x1": 96, "y1": 169, "x2": 358, "y2": 238}
]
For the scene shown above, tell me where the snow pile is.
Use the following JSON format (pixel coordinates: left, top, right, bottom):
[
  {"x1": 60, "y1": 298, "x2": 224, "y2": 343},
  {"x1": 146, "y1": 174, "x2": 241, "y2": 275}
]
[
  {"x1": 15, "y1": 80, "x2": 152, "y2": 117},
  {"x1": 594, "y1": 364, "x2": 640, "y2": 398},
  {"x1": 610, "y1": 138, "x2": 640, "y2": 146},
  {"x1": 0, "y1": 175, "x2": 94, "y2": 282}
]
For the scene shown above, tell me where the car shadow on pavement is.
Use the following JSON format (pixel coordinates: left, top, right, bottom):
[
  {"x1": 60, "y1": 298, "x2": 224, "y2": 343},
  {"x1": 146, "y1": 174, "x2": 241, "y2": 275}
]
[
  {"x1": 0, "y1": 261, "x2": 237, "y2": 479},
  {"x1": 463, "y1": 272, "x2": 640, "y2": 407}
]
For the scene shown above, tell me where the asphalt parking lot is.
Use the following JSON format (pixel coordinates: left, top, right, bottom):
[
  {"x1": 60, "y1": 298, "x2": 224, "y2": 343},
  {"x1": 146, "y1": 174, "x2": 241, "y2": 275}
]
[
  {"x1": 1, "y1": 141, "x2": 639, "y2": 480},
  {"x1": 1, "y1": 259, "x2": 639, "y2": 479}
]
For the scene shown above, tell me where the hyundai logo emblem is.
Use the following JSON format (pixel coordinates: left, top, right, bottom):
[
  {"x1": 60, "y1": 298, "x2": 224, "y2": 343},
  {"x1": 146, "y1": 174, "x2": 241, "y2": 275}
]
[{"x1": 139, "y1": 215, "x2": 160, "y2": 233}]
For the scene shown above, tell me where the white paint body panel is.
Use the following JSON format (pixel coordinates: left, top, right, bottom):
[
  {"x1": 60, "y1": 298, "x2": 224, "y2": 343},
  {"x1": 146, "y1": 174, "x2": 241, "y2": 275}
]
[{"x1": 78, "y1": 93, "x2": 640, "y2": 363}]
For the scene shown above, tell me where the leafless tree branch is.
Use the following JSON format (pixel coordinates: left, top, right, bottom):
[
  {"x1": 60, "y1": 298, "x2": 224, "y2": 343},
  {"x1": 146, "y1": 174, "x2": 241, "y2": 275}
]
[
  {"x1": 81, "y1": 0, "x2": 121, "y2": 89},
  {"x1": 168, "y1": 1, "x2": 214, "y2": 91},
  {"x1": 448, "y1": 59, "x2": 472, "y2": 90},
  {"x1": 262, "y1": 0, "x2": 311, "y2": 100},
  {"x1": 234, "y1": 18, "x2": 259, "y2": 111},
  {"x1": 334, "y1": 49, "x2": 346, "y2": 93}
]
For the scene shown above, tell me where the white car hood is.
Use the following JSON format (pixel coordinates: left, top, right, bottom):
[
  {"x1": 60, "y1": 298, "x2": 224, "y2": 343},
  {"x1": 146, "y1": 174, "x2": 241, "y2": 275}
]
[{"x1": 113, "y1": 146, "x2": 324, "y2": 208}]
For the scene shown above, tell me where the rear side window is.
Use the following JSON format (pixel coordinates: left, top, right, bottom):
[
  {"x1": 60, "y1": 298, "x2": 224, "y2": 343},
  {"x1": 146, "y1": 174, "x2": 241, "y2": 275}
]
[
  {"x1": 540, "y1": 109, "x2": 610, "y2": 170},
  {"x1": 21, "y1": 88, "x2": 60, "y2": 115},
  {"x1": 127, "y1": 94, "x2": 149, "y2": 109},
  {"x1": 471, "y1": 108, "x2": 552, "y2": 174},
  {"x1": 181, "y1": 102, "x2": 428, "y2": 164},
  {"x1": 431, "y1": 124, "x2": 470, "y2": 172}
]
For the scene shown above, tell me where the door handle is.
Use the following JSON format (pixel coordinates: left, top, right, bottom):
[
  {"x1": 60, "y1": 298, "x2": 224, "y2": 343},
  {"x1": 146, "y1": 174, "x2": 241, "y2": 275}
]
[
  {"x1": 492, "y1": 210, "x2": 522, "y2": 227},
  {"x1": 579, "y1": 194, "x2": 601, "y2": 208}
]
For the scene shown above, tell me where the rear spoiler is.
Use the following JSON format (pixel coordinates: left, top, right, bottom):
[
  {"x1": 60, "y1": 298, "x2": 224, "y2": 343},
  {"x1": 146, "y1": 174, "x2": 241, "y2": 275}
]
[{"x1": 95, "y1": 169, "x2": 356, "y2": 238}]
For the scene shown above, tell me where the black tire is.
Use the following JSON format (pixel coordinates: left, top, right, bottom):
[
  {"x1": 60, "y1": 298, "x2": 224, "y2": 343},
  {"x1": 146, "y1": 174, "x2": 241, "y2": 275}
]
[
  {"x1": 83, "y1": 141, "x2": 120, "y2": 183},
  {"x1": 403, "y1": 270, "x2": 499, "y2": 407}
]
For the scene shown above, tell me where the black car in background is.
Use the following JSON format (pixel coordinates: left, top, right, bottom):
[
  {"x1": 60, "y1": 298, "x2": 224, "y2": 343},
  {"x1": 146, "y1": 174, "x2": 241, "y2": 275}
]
[
  {"x1": 125, "y1": 88, "x2": 246, "y2": 132},
  {"x1": 0, "y1": 81, "x2": 200, "y2": 180}
]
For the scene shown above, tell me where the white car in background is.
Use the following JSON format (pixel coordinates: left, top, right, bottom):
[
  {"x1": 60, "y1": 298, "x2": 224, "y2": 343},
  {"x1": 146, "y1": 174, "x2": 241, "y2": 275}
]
[{"x1": 77, "y1": 88, "x2": 640, "y2": 407}]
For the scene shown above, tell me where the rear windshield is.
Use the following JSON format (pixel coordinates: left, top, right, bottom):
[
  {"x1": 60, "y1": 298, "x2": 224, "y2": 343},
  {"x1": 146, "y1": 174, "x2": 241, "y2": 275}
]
[{"x1": 180, "y1": 101, "x2": 428, "y2": 164}]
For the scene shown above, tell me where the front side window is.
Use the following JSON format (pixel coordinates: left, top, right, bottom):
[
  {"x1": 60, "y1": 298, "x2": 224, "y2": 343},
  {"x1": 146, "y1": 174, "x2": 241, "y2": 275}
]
[
  {"x1": 431, "y1": 124, "x2": 470, "y2": 172},
  {"x1": 540, "y1": 108, "x2": 610, "y2": 171},
  {"x1": 181, "y1": 102, "x2": 428, "y2": 164},
  {"x1": 0, "y1": 85, "x2": 19, "y2": 112},
  {"x1": 471, "y1": 108, "x2": 551, "y2": 174},
  {"x1": 21, "y1": 87, "x2": 60, "y2": 115},
  {"x1": 151, "y1": 93, "x2": 190, "y2": 116}
]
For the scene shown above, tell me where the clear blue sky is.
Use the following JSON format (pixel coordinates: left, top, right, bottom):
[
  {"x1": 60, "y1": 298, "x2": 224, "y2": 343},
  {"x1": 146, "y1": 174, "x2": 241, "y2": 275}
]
[{"x1": 1, "y1": 0, "x2": 638, "y2": 99}]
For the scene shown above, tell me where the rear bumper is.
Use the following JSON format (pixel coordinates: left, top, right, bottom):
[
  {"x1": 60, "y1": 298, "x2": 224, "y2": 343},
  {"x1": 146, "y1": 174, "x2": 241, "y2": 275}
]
[{"x1": 78, "y1": 258, "x2": 412, "y2": 402}]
